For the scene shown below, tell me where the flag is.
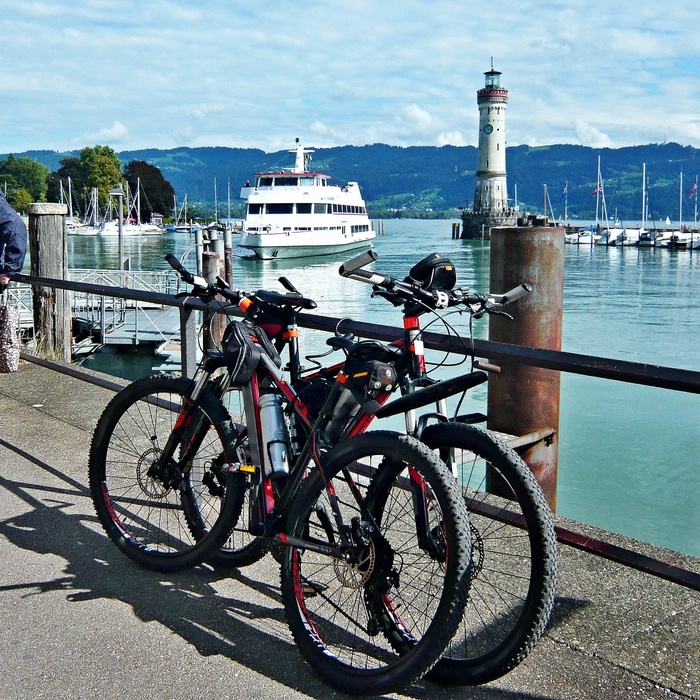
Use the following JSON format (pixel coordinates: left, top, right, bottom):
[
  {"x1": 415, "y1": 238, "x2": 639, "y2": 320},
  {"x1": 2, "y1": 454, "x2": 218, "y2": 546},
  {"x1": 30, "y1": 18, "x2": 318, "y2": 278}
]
[
  {"x1": 593, "y1": 185, "x2": 600, "y2": 196},
  {"x1": 689, "y1": 182, "x2": 697, "y2": 200},
  {"x1": 560, "y1": 182, "x2": 567, "y2": 201}
]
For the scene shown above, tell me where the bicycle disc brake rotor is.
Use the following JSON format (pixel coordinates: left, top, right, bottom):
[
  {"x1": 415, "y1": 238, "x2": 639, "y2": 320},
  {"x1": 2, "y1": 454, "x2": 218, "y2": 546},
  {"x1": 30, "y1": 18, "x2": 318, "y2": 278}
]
[
  {"x1": 333, "y1": 540, "x2": 376, "y2": 588},
  {"x1": 137, "y1": 447, "x2": 170, "y2": 499}
]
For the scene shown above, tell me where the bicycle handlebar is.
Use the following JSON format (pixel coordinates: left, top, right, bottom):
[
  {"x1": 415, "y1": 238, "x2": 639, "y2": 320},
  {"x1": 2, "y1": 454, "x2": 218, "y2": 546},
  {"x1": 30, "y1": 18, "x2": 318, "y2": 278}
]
[
  {"x1": 164, "y1": 255, "x2": 317, "y2": 311},
  {"x1": 339, "y1": 252, "x2": 531, "y2": 313}
]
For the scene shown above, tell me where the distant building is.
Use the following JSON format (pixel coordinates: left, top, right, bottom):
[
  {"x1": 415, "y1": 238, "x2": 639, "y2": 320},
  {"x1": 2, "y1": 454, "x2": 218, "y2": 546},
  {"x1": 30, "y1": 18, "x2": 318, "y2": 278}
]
[{"x1": 461, "y1": 65, "x2": 518, "y2": 239}]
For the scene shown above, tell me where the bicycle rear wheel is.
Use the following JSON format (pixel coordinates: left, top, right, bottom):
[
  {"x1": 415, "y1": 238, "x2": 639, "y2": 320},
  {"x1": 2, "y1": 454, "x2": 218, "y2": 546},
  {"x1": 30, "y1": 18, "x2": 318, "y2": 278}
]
[
  {"x1": 280, "y1": 431, "x2": 472, "y2": 696},
  {"x1": 420, "y1": 422, "x2": 558, "y2": 685},
  {"x1": 89, "y1": 376, "x2": 244, "y2": 572}
]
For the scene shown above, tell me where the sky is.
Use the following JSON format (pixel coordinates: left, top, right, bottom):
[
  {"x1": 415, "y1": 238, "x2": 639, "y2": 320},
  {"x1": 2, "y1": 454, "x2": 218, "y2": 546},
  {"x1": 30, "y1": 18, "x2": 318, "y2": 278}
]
[{"x1": 1, "y1": 0, "x2": 699, "y2": 156}]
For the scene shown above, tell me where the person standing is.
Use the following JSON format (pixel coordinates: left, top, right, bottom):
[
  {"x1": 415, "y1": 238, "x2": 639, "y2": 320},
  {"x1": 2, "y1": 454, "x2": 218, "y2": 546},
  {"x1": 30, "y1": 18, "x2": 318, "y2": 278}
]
[{"x1": 0, "y1": 191, "x2": 27, "y2": 288}]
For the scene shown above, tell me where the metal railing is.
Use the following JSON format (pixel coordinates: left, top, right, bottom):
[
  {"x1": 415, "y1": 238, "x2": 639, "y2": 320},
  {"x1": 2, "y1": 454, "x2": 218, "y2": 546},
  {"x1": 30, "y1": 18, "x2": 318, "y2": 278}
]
[{"x1": 11, "y1": 272, "x2": 700, "y2": 591}]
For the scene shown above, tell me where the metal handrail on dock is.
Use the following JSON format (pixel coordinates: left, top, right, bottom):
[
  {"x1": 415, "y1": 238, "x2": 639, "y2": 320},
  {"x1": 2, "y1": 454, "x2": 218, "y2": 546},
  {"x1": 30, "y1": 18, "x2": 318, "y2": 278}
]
[{"x1": 11, "y1": 272, "x2": 700, "y2": 591}]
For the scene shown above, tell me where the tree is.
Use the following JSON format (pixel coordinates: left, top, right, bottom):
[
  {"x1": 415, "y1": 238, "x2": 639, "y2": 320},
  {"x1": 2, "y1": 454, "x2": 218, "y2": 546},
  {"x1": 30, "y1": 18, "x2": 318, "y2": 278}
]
[
  {"x1": 48, "y1": 147, "x2": 123, "y2": 216},
  {"x1": 0, "y1": 154, "x2": 50, "y2": 202},
  {"x1": 80, "y1": 146, "x2": 123, "y2": 210},
  {"x1": 13, "y1": 188, "x2": 33, "y2": 213},
  {"x1": 124, "y1": 160, "x2": 175, "y2": 223}
]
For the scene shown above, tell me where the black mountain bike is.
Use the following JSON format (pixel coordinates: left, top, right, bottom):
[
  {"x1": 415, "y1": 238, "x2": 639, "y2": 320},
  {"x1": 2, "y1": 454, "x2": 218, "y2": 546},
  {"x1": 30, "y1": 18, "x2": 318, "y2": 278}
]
[
  {"x1": 336, "y1": 250, "x2": 559, "y2": 685},
  {"x1": 88, "y1": 254, "x2": 473, "y2": 696}
]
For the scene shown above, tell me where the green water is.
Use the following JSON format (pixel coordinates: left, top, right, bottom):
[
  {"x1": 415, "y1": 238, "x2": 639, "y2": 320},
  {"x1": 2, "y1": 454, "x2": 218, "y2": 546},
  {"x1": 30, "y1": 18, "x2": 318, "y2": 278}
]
[{"x1": 67, "y1": 221, "x2": 700, "y2": 557}]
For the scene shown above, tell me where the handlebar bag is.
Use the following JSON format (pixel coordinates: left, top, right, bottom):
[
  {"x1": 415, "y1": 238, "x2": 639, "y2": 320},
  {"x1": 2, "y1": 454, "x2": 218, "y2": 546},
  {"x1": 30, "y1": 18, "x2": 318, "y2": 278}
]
[{"x1": 408, "y1": 252, "x2": 457, "y2": 291}]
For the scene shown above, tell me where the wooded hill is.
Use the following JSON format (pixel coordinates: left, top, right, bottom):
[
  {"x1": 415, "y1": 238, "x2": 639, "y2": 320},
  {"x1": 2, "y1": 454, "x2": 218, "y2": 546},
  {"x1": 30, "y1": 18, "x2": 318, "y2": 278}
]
[{"x1": 8, "y1": 142, "x2": 700, "y2": 222}]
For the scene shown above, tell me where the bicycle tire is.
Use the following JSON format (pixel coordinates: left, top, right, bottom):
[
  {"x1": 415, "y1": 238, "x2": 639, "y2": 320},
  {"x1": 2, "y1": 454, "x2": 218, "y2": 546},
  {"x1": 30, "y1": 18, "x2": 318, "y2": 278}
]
[
  {"x1": 89, "y1": 376, "x2": 245, "y2": 572},
  {"x1": 420, "y1": 421, "x2": 558, "y2": 685},
  {"x1": 280, "y1": 431, "x2": 472, "y2": 696}
]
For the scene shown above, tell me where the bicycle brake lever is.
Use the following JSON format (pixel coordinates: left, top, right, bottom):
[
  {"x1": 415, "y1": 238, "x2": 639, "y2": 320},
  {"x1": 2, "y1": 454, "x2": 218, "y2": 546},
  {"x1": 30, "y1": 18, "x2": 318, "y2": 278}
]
[{"x1": 488, "y1": 308, "x2": 514, "y2": 320}]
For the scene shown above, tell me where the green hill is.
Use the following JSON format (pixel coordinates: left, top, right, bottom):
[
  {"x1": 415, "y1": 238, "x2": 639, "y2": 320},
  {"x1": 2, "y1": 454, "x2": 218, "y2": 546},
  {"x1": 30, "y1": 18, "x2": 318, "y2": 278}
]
[{"x1": 5, "y1": 142, "x2": 700, "y2": 222}]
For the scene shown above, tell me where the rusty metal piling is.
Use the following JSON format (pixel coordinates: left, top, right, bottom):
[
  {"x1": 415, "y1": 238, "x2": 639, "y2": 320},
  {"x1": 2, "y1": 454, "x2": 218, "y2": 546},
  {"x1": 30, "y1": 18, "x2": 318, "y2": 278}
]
[{"x1": 487, "y1": 226, "x2": 564, "y2": 510}]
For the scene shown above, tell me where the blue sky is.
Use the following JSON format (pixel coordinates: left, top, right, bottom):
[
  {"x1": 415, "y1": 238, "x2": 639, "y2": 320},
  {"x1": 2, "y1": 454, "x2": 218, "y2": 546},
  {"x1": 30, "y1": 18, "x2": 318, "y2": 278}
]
[{"x1": 1, "y1": 0, "x2": 699, "y2": 154}]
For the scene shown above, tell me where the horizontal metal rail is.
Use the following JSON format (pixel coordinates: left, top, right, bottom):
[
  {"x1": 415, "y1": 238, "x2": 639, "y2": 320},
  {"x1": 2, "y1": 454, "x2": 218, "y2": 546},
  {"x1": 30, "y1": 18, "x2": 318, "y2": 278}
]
[{"x1": 13, "y1": 272, "x2": 700, "y2": 591}]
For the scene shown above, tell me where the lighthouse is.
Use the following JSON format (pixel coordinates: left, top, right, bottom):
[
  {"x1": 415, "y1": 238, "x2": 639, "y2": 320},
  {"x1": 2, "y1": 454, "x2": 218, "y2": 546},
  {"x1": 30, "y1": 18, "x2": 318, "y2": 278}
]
[{"x1": 461, "y1": 64, "x2": 517, "y2": 239}]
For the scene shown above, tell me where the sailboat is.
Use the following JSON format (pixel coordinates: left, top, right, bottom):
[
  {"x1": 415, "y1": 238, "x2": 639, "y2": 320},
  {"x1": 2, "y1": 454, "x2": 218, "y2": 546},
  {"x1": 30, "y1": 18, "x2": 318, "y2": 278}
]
[
  {"x1": 70, "y1": 187, "x2": 101, "y2": 236},
  {"x1": 658, "y1": 170, "x2": 691, "y2": 249},
  {"x1": 99, "y1": 179, "x2": 163, "y2": 236}
]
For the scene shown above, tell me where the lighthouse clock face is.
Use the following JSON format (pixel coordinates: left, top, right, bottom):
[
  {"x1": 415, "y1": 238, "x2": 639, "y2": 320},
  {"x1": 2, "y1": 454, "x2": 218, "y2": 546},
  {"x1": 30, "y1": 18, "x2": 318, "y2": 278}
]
[{"x1": 483, "y1": 124, "x2": 493, "y2": 134}]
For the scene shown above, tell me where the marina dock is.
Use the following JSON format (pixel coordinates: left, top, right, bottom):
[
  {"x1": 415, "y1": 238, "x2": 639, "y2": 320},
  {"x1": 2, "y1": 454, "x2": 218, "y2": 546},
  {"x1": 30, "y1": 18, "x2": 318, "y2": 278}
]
[{"x1": 0, "y1": 359, "x2": 698, "y2": 699}]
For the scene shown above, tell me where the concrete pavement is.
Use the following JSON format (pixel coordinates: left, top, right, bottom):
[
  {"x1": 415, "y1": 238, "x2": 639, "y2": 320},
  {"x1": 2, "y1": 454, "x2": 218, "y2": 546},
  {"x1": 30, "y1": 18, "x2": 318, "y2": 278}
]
[{"x1": 0, "y1": 359, "x2": 698, "y2": 699}]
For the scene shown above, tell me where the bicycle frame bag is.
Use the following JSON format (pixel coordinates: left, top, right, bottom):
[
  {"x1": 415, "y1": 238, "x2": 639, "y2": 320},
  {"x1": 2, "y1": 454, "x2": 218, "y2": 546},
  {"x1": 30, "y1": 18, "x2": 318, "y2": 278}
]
[
  {"x1": 222, "y1": 321, "x2": 281, "y2": 386},
  {"x1": 340, "y1": 356, "x2": 398, "y2": 403}
]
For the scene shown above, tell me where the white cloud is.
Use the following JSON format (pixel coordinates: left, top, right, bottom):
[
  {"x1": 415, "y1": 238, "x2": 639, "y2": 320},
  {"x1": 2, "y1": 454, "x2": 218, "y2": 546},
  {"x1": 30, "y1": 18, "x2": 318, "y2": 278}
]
[
  {"x1": 574, "y1": 121, "x2": 614, "y2": 149},
  {"x1": 77, "y1": 121, "x2": 130, "y2": 147}
]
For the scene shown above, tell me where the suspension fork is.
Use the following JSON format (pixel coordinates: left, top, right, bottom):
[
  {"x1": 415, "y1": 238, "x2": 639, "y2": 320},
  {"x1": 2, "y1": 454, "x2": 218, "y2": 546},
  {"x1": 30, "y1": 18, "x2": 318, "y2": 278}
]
[{"x1": 149, "y1": 389, "x2": 212, "y2": 487}]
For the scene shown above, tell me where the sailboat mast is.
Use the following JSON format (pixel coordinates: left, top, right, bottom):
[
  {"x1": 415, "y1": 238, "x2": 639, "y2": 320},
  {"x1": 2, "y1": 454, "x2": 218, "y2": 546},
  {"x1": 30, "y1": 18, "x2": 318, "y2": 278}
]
[
  {"x1": 214, "y1": 177, "x2": 218, "y2": 223},
  {"x1": 641, "y1": 164, "x2": 646, "y2": 229},
  {"x1": 679, "y1": 168, "x2": 683, "y2": 231},
  {"x1": 595, "y1": 156, "x2": 601, "y2": 226}
]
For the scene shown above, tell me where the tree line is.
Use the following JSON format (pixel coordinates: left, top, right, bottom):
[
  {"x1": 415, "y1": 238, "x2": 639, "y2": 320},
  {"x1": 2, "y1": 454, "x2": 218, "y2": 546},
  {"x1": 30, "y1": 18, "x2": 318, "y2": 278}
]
[{"x1": 0, "y1": 146, "x2": 175, "y2": 223}]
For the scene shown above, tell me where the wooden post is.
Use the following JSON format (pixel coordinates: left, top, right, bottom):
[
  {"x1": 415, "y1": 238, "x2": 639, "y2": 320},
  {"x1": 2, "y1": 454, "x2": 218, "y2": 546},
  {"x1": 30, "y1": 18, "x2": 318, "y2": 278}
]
[
  {"x1": 27, "y1": 203, "x2": 71, "y2": 362},
  {"x1": 223, "y1": 225, "x2": 233, "y2": 286},
  {"x1": 202, "y1": 251, "x2": 226, "y2": 351},
  {"x1": 487, "y1": 226, "x2": 564, "y2": 511}
]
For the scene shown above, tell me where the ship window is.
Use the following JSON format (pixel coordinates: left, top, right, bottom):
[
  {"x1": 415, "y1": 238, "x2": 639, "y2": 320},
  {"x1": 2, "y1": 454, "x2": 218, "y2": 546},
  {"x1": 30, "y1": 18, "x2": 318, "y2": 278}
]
[
  {"x1": 274, "y1": 177, "x2": 298, "y2": 186},
  {"x1": 300, "y1": 177, "x2": 314, "y2": 186},
  {"x1": 314, "y1": 203, "x2": 327, "y2": 214},
  {"x1": 248, "y1": 203, "x2": 263, "y2": 215},
  {"x1": 267, "y1": 203, "x2": 294, "y2": 214},
  {"x1": 258, "y1": 177, "x2": 273, "y2": 187},
  {"x1": 296, "y1": 203, "x2": 312, "y2": 214}
]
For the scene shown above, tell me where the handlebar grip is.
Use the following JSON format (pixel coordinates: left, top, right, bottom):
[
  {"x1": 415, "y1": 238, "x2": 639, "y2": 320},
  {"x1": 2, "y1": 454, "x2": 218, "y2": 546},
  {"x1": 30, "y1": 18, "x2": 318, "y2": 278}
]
[
  {"x1": 164, "y1": 254, "x2": 208, "y2": 289},
  {"x1": 339, "y1": 249, "x2": 378, "y2": 276},
  {"x1": 490, "y1": 283, "x2": 532, "y2": 305},
  {"x1": 165, "y1": 253, "x2": 192, "y2": 282}
]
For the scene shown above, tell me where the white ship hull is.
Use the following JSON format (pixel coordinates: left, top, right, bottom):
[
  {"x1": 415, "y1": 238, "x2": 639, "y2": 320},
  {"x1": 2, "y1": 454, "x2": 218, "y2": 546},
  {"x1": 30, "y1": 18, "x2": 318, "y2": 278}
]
[{"x1": 239, "y1": 229, "x2": 374, "y2": 260}]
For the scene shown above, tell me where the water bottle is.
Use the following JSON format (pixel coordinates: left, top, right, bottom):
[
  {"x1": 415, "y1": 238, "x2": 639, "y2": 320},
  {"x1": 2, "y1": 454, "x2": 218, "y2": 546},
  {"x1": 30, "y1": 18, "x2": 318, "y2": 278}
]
[{"x1": 258, "y1": 392, "x2": 291, "y2": 478}]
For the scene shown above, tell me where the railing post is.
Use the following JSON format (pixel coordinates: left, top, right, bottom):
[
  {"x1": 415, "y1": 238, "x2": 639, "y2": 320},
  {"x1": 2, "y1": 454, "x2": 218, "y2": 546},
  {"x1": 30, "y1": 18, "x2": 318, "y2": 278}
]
[
  {"x1": 487, "y1": 226, "x2": 564, "y2": 511},
  {"x1": 27, "y1": 203, "x2": 71, "y2": 362},
  {"x1": 194, "y1": 227, "x2": 204, "y2": 276}
]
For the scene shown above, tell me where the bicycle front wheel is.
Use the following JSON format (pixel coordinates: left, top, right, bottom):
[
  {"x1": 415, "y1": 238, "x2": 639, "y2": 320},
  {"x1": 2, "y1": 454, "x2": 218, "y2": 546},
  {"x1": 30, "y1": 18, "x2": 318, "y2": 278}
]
[
  {"x1": 280, "y1": 431, "x2": 472, "y2": 696},
  {"x1": 89, "y1": 376, "x2": 244, "y2": 572},
  {"x1": 420, "y1": 421, "x2": 558, "y2": 685}
]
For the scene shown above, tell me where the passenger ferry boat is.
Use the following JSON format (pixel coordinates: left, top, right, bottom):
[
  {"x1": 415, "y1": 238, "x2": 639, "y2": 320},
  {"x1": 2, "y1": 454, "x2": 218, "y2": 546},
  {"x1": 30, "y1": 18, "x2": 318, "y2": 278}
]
[{"x1": 238, "y1": 140, "x2": 376, "y2": 259}]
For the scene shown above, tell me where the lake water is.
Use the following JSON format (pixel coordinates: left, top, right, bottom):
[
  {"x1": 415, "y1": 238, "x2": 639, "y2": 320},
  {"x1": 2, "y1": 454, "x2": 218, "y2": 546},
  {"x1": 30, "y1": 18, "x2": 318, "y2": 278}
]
[{"x1": 66, "y1": 221, "x2": 700, "y2": 558}]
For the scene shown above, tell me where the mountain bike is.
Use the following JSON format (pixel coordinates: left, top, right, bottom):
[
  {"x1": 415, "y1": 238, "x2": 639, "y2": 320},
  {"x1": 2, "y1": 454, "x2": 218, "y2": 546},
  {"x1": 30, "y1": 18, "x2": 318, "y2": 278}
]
[
  {"x1": 207, "y1": 249, "x2": 558, "y2": 686},
  {"x1": 336, "y1": 249, "x2": 558, "y2": 685},
  {"x1": 89, "y1": 254, "x2": 473, "y2": 696}
]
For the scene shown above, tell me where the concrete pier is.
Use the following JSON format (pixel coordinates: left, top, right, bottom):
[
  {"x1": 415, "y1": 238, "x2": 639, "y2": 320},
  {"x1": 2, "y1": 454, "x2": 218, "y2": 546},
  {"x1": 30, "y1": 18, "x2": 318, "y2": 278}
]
[{"x1": 0, "y1": 360, "x2": 698, "y2": 699}]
